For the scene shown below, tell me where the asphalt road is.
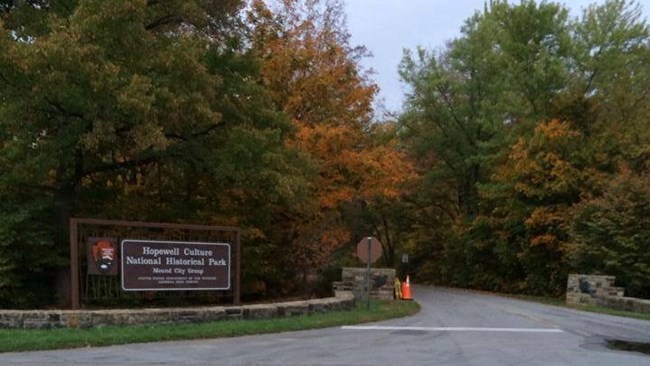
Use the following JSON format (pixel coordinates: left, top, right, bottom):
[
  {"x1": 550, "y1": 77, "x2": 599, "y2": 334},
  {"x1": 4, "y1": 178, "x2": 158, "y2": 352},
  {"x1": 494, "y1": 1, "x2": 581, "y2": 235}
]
[{"x1": 1, "y1": 286, "x2": 649, "y2": 366}]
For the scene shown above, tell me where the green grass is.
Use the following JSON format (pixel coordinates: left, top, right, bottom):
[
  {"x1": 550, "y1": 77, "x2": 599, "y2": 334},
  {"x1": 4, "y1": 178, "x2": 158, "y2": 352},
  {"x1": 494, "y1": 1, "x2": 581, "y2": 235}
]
[
  {"x1": 456, "y1": 287, "x2": 650, "y2": 321},
  {"x1": 505, "y1": 294, "x2": 650, "y2": 321},
  {"x1": 0, "y1": 300, "x2": 420, "y2": 353},
  {"x1": 566, "y1": 303, "x2": 650, "y2": 321}
]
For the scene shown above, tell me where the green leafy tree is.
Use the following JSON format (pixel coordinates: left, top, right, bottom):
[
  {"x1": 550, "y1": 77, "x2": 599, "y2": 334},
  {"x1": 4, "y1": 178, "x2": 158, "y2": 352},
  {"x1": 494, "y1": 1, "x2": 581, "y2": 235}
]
[
  {"x1": 571, "y1": 167, "x2": 650, "y2": 298},
  {"x1": 0, "y1": 0, "x2": 307, "y2": 307},
  {"x1": 398, "y1": 0, "x2": 572, "y2": 289},
  {"x1": 570, "y1": 0, "x2": 650, "y2": 165},
  {"x1": 399, "y1": 0, "x2": 649, "y2": 296},
  {"x1": 399, "y1": 0, "x2": 572, "y2": 220}
]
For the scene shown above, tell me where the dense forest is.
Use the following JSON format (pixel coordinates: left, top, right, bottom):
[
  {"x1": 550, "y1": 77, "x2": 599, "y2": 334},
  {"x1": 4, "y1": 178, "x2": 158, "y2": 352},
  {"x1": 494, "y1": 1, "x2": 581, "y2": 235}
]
[{"x1": 0, "y1": 0, "x2": 648, "y2": 308}]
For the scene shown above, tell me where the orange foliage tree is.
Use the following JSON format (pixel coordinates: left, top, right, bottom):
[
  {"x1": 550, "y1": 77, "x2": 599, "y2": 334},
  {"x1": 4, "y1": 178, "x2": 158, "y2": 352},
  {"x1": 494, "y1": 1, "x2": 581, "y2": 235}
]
[
  {"x1": 248, "y1": 0, "x2": 415, "y2": 276},
  {"x1": 480, "y1": 119, "x2": 601, "y2": 294}
]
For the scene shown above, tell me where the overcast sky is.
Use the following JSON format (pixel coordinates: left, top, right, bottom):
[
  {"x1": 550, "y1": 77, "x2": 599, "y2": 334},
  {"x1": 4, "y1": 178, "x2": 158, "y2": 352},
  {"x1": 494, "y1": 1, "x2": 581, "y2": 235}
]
[{"x1": 343, "y1": 0, "x2": 650, "y2": 114}]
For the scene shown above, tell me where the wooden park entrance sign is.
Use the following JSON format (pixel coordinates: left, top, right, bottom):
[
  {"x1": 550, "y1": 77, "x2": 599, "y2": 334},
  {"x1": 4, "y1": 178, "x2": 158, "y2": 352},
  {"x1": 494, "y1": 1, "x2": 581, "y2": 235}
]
[{"x1": 69, "y1": 218, "x2": 240, "y2": 309}]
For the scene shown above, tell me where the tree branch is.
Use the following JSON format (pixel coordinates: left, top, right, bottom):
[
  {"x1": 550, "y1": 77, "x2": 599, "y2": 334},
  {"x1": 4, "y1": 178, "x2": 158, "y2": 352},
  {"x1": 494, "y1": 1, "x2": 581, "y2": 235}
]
[
  {"x1": 145, "y1": 14, "x2": 182, "y2": 31},
  {"x1": 436, "y1": 83, "x2": 477, "y2": 148},
  {"x1": 164, "y1": 123, "x2": 223, "y2": 141},
  {"x1": 84, "y1": 153, "x2": 159, "y2": 176}
]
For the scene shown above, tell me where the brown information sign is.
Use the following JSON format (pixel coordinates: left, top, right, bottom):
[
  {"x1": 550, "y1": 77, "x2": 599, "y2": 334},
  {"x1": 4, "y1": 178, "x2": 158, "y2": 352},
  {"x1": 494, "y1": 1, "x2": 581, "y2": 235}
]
[{"x1": 121, "y1": 240, "x2": 231, "y2": 291}]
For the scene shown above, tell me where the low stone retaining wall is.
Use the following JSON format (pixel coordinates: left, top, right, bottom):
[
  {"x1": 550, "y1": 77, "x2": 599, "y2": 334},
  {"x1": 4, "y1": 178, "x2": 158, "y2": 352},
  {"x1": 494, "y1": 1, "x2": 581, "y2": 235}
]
[
  {"x1": 566, "y1": 274, "x2": 650, "y2": 314},
  {"x1": 333, "y1": 267, "x2": 396, "y2": 301},
  {"x1": 0, "y1": 291, "x2": 355, "y2": 330}
]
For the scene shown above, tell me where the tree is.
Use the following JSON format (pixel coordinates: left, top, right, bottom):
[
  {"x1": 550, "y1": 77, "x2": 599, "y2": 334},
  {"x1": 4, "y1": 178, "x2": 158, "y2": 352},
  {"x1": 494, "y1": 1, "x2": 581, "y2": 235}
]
[
  {"x1": 248, "y1": 0, "x2": 415, "y2": 283},
  {"x1": 571, "y1": 167, "x2": 650, "y2": 298},
  {"x1": 397, "y1": 1, "x2": 573, "y2": 291},
  {"x1": 0, "y1": 0, "x2": 307, "y2": 307},
  {"x1": 399, "y1": 0, "x2": 572, "y2": 220},
  {"x1": 486, "y1": 120, "x2": 590, "y2": 295},
  {"x1": 398, "y1": 0, "x2": 649, "y2": 296},
  {"x1": 570, "y1": 0, "x2": 650, "y2": 167}
]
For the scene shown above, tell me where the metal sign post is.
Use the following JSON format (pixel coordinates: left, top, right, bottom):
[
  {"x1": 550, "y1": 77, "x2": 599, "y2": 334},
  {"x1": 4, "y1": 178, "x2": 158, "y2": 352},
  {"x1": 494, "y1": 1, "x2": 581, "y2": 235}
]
[
  {"x1": 366, "y1": 237, "x2": 371, "y2": 310},
  {"x1": 356, "y1": 236, "x2": 383, "y2": 310}
]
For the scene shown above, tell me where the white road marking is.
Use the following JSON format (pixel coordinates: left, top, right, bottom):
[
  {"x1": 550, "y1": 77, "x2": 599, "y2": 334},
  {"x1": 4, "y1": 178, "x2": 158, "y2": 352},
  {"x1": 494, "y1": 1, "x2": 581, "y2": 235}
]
[{"x1": 341, "y1": 325, "x2": 564, "y2": 333}]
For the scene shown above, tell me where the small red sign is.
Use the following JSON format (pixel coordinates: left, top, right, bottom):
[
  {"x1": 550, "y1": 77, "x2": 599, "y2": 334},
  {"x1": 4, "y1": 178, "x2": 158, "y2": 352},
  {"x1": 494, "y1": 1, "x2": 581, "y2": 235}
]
[{"x1": 356, "y1": 237, "x2": 383, "y2": 264}]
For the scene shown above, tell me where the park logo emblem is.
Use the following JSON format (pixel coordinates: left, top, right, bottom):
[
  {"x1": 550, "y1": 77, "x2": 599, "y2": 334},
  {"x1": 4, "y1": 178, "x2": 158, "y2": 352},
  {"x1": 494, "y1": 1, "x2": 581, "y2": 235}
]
[{"x1": 88, "y1": 237, "x2": 118, "y2": 275}]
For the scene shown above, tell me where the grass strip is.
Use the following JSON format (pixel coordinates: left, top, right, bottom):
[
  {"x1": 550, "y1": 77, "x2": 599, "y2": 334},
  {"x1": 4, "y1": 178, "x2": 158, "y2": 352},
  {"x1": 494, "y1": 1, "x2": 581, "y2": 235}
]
[
  {"x1": 448, "y1": 287, "x2": 650, "y2": 321},
  {"x1": 0, "y1": 300, "x2": 419, "y2": 353},
  {"x1": 505, "y1": 294, "x2": 650, "y2": 321},
  {"x1": 567, "y1": 304, "x2": 650, "y2": 321}
]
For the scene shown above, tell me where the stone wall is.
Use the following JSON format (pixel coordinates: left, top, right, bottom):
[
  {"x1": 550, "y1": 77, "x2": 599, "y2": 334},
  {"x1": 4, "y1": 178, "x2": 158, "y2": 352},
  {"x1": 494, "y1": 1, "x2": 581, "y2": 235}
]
[
  {"x1": 332, "y1": 267, "x2": 396, "y2": 301},
  {"x1": 0, "y1": 291, "x2": 354, "y2": 330},
  {"x1": 566, "y1": 274, "x2": 650, "y2": 314}
]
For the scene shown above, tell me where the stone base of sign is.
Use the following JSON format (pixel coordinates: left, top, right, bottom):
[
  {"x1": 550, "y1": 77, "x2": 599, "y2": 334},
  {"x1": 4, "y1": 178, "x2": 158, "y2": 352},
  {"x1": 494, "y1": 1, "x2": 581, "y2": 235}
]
[
  {"x1": 566, "y1": 274, "x2": 650, "y2": 314},
  {"x1": 332, "y1": 267, "x2": 396, "y2": 301},
  {"x1": 0, "y1": 291, "x2": 354, "y2": 330}
]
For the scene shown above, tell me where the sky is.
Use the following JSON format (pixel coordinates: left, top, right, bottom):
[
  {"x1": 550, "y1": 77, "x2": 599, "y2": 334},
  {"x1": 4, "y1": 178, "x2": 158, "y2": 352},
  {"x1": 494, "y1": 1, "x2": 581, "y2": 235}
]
[{"x1": 343, "y1": 0, "x2": 650, "y2": 114}]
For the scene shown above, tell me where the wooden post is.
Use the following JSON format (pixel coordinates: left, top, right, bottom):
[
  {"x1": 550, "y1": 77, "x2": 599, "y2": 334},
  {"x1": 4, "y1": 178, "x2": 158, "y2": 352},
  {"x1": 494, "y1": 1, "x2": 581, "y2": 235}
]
[
  {"x1": 69, "y1": 218, "x2": 80, "y2": 310},
  {"x1": 234, "y1": 228, "x2": 241, "y2": 304}
]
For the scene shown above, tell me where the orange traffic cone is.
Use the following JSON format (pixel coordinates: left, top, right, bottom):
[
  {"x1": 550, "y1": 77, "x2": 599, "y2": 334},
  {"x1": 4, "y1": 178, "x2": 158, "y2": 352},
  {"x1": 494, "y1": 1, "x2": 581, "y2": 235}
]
[{"x1": 401, "y1": 275, "x2": 413, "y2": 300}]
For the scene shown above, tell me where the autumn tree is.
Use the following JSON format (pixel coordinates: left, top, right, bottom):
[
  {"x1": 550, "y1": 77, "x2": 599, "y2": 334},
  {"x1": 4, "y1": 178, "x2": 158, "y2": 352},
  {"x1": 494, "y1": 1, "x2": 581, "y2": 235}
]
[
  {"x1": 484, "y1": 120, "x2": 595, "y2": 294},
  {"x1": 398, "y1": 0, "x2": 649, "y2": 296},
  {"x1": 397, "y1": 0, "x2": 573, "y2": 290},
  {"x1": 248, "y1": 0, "x2": 415, "y2": 283},
  {"x1": 571, "y1": 167, "x2": 650, "y2": 298},
  {"x1": 556, "y1": 0, "x2": 650, "y2": 295}
]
